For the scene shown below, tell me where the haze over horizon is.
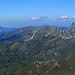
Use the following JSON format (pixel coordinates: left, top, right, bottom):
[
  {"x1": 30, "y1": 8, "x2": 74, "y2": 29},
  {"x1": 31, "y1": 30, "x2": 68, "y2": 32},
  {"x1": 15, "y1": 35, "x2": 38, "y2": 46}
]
[{"x1": 0, "y1": 0, "x2": 75, "y2": 28}]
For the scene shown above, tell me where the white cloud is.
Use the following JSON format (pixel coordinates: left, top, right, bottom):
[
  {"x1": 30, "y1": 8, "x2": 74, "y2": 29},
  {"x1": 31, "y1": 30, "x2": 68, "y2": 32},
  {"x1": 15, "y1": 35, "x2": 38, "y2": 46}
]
[
  {"x1": 72, "y1": 16, "x2": 75, "y2": 19},
  {"x1": 31, "y1": 17, "x2": 38, "y2": 21},
  {"x1": 53, "y1": 20, "x2": 57, "y2": 22},
  {"x1": 59, "y1": 16, "x2": 69, "y2": 19},
  {"x1": 62, "y1": 20, "x2": 66, "y2": 22}
]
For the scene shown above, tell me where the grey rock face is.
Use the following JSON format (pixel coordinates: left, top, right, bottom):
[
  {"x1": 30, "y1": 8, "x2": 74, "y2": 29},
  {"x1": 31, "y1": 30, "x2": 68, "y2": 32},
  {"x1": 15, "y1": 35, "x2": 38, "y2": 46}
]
[{"x1": 67, "y1": 22, "x2": 75, "y2": 33}]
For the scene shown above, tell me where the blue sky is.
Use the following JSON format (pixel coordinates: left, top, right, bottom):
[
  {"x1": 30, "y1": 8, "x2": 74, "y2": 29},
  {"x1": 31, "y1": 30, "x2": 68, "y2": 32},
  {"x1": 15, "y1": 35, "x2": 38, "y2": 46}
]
[{"x1": 0, "y1": 0, "x2": 75, "y2": 27}]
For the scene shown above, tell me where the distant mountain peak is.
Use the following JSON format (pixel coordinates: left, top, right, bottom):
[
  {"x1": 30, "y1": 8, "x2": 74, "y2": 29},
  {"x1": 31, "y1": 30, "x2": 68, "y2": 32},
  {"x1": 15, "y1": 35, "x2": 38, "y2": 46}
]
[
  {"x1": 71, "y1": 22, "x2": 75, "y2": 28},
  {"x1": 72, "y1": 22, "x2": 75, "y2": 25},
  {"x1": 67, "y1": 22, "x2": 75, "y2": 33}
]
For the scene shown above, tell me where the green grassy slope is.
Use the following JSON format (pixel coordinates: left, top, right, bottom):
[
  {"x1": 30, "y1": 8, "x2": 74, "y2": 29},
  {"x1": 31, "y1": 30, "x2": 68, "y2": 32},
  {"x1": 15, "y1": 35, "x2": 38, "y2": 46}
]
[{"x1": 11, "y1": 53, "x2": 75, "y2": 75}]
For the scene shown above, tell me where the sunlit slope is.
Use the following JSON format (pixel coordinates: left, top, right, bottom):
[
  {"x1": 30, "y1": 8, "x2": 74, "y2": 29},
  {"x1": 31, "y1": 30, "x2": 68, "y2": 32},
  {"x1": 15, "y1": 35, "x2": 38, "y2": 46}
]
[{"x1": 11, "y1": 53, "x2": 75, "y2": 75}]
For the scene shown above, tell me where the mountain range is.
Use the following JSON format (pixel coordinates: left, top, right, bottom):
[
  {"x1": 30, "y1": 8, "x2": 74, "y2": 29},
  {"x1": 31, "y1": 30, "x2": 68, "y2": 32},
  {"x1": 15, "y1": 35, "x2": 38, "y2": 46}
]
[
  {"x1": 0, "y1": 23, "x2": 75, "y2": 75},
  {"x1": 0, "y1": 26, "x2": 16, "y2": 35}
]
